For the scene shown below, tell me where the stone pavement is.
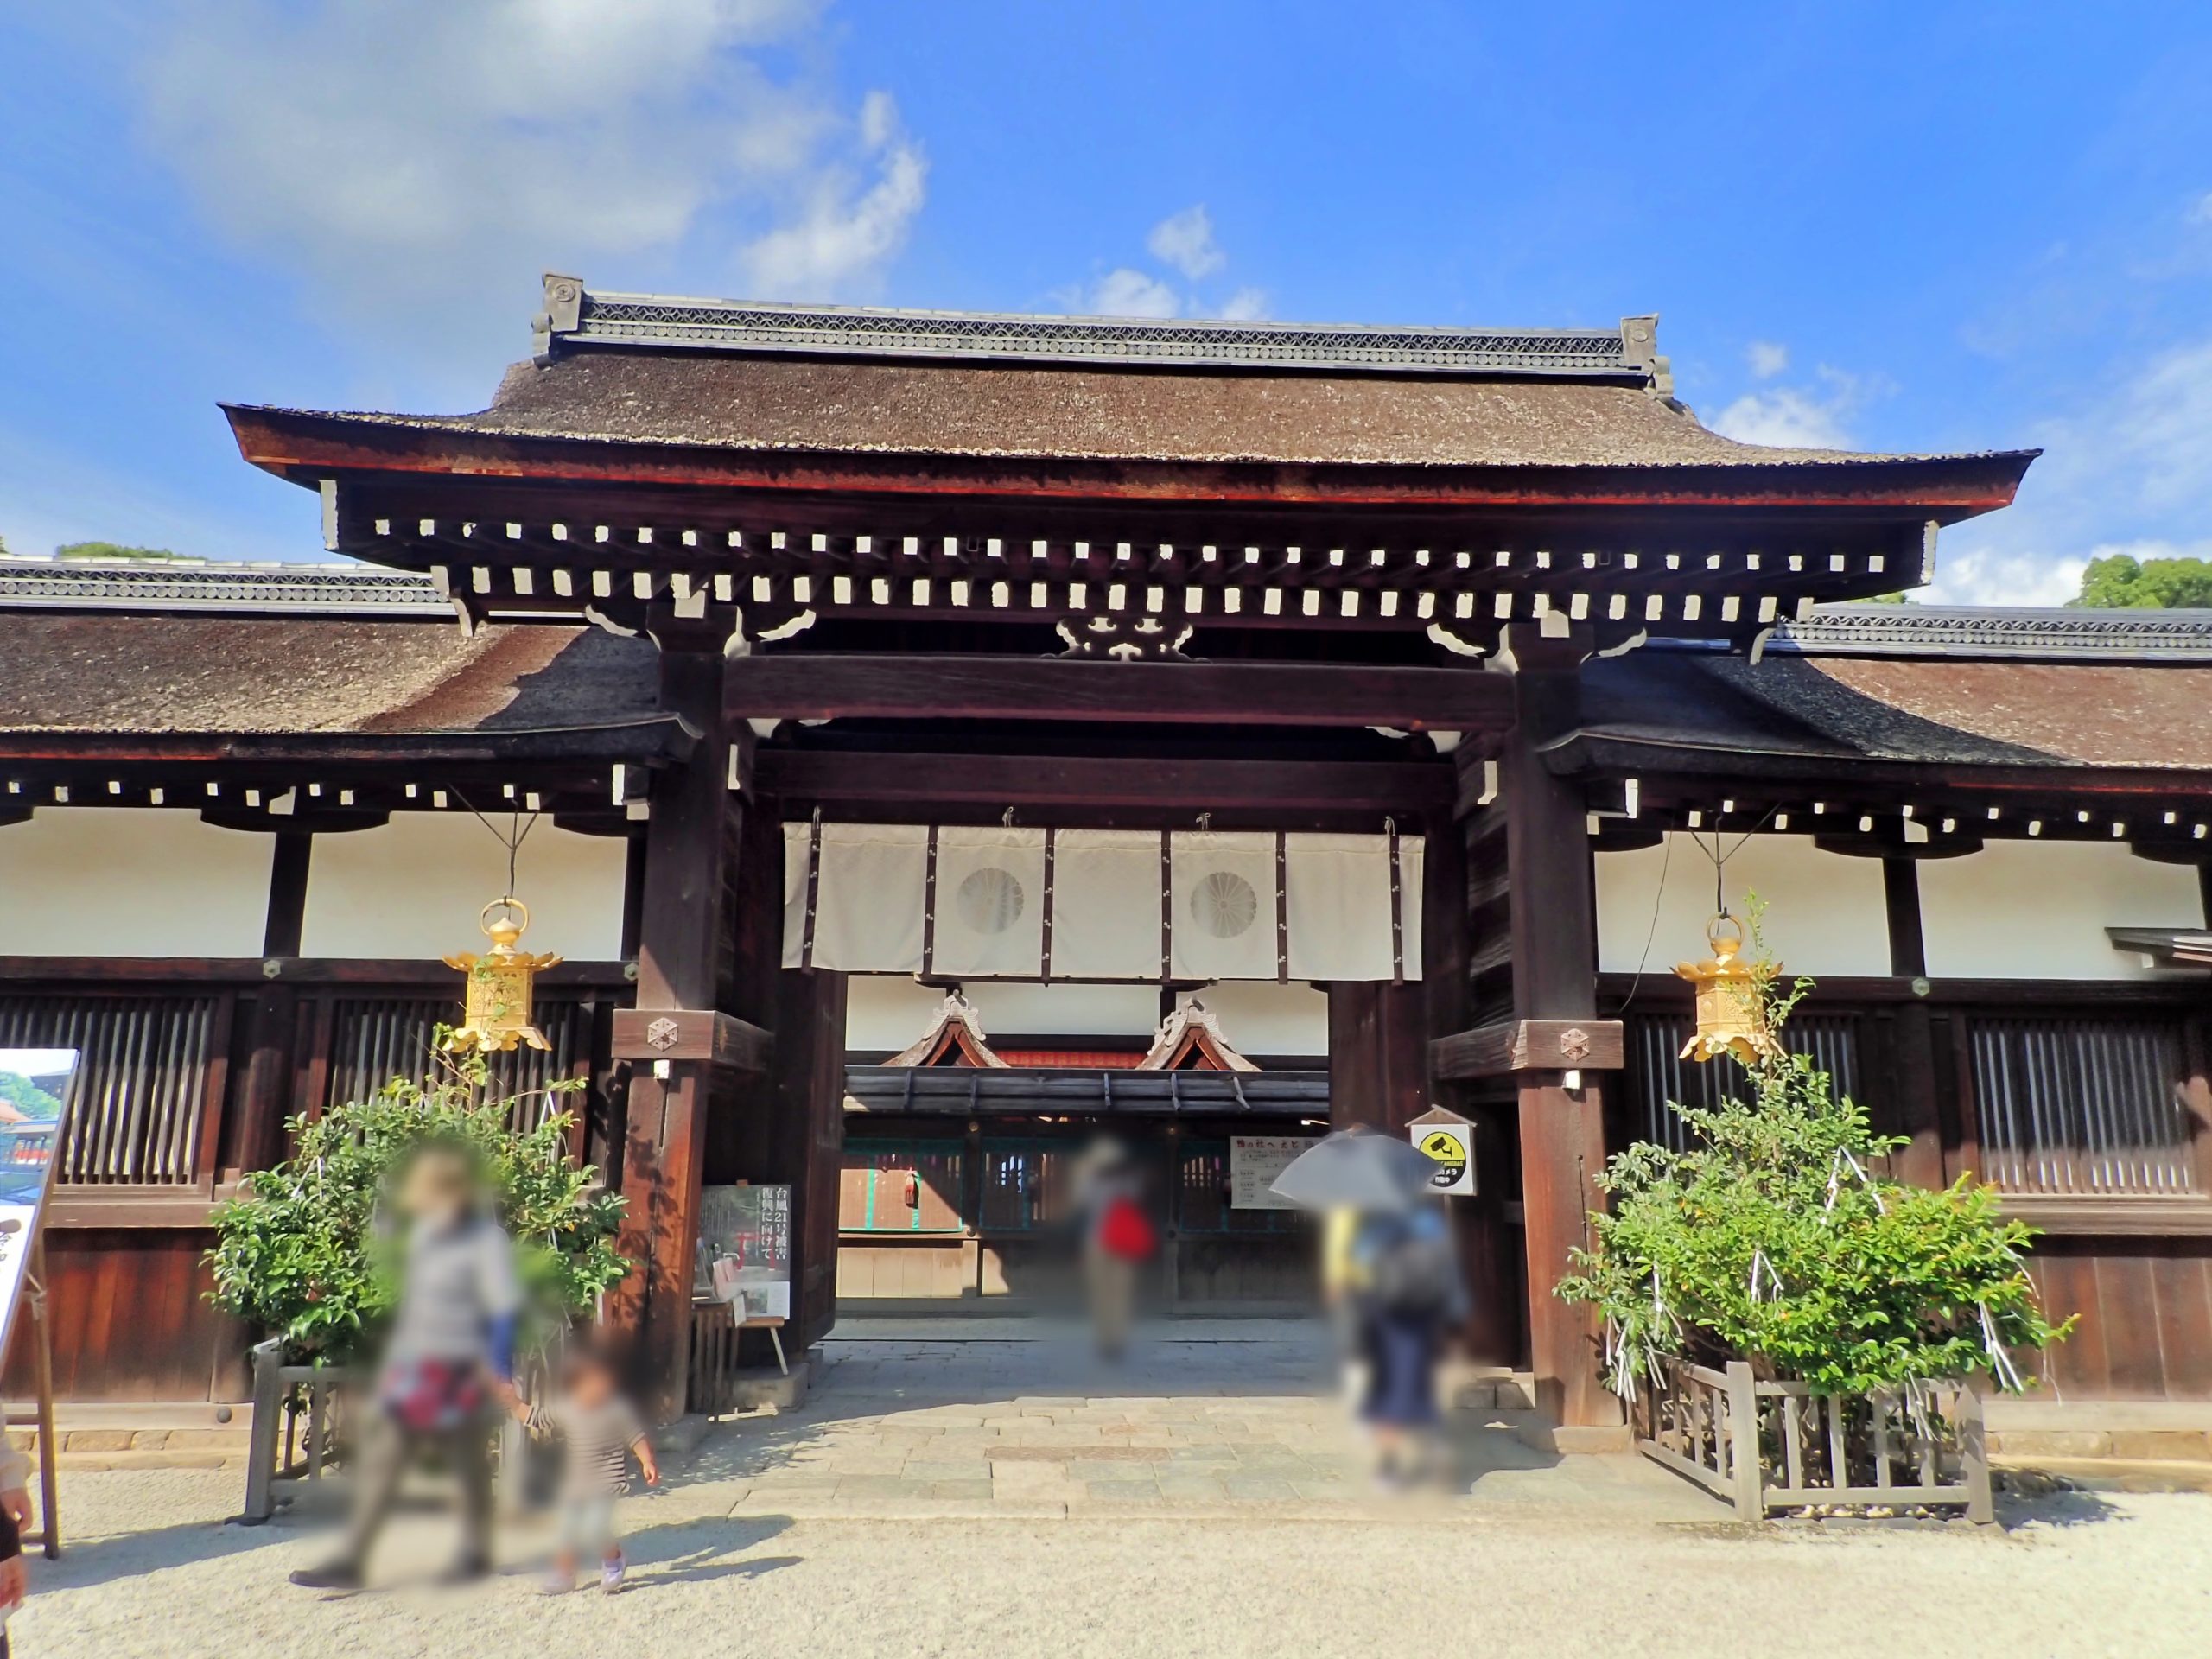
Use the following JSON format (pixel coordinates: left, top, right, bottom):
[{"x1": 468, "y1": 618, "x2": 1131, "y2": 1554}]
[{"x1": 659, "y1": 1316, "x2": 1720, "y2": 1523}]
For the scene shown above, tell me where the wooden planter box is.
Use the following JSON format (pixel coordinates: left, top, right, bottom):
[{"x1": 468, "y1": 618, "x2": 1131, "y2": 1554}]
[
  {"x1": 237, "y1": 1340, "x2": 544, "y2": 1524},
  {"x1": 239, "y1": 1339, "x2": 362, "y2": 1525},
  {"x1": 1637, "y1": 1359, "x2": 1993, "y2": 1524}
]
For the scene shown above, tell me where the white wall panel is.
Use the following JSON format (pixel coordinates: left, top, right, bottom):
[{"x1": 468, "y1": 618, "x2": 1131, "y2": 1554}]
[
  {"x1": 1919, "y1": 841, "x2": 2202, "y2": 980},
  {"x1": 1594, "y1": 832, "x2": 1891, "y2": 977},
  {"x1": 844, "y1": 975, "x2": 950, "y2": 1052},
  {"x1": 302, "y1": 816, "x2": 626, "y2": 960},
  {"x1": 967, "y1": 981, "x2": 1161, "y2": 1039},
  {"x1": 843, "y1": 976, "x2": 1164, "y2": 1051},
  {"x1": 1178, "y1": 982, "x2": 1329, "y2": 1058},
  {"x1": 0, "y1": 808, "x2": 272, "y2": 957}
]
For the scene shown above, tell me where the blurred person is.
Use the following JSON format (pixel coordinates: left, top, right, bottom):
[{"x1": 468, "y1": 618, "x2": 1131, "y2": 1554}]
[
  {"x1": 1070, "y1": 1135, "x2": 1152, "y2": 1360},
  {"x1": 497, "y1": 1340, "x2": 658, "y2": 1595},
  {"x1": 0, "y1": 1434, "x2": 30, "y2": 1650},
  {"x1": 1347, "y1": 1197, "x2": 1466, "y2": 1488},
  {"x1": 290, "y1": 1141, "x2": 519, "y2": 1590}
]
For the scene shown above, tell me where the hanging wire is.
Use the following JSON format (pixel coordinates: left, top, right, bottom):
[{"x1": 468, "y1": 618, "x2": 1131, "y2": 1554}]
[
  {"x1": 453, "y1": 789, "x2": 542, "y2": 902},
  {"x1": 1688, "y1": 804, "x2": 1782, "y2": 922},
  {"x1": 1618, "y1": 804, "x2": 1779, "y2": 1014}
]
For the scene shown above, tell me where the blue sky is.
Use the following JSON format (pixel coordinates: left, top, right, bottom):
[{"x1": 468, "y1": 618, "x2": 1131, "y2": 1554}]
[{"x1": 4, "y1": 1, "x2": 2211, "y2": 603}]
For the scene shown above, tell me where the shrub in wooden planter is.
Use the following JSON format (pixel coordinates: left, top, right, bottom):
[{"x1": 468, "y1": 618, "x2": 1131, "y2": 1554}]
[
  {"x1": 213, "y1": 1042, "x2": 627, "y2": 1522},
  {"x1": 207, "y1": 1043, "x2": 626, "y2": 1367},
  {"x1": 1558, "y1": 906, "x2": 2063, "y2": 1523}
]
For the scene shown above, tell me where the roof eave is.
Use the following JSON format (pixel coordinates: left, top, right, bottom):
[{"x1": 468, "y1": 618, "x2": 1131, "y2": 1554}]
[{"x1": 221, "y1": 404, "x2": 2038, "y2": 518}]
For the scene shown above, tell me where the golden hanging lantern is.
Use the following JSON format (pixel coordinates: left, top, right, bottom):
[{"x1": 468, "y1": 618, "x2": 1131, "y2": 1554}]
[
  {"x1": 442, "y1": 899, "x2": 563, "y2": 1053},
  {"x1": 1672, "y1": 914, "x2": 1781, "y2": 1066}
]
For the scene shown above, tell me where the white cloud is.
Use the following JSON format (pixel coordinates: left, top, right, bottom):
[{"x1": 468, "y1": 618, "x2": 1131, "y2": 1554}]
[
  {"x1": 1710, "y1": 386, "x2": 1852, "y2": 449},
  {"x1": 1922, "y1": 546, "x2": 2088, "y2": 607},
  {"x1": 1745, "y1": 340, "x2": 1789, "y2": 379},
  {"x1": 1146, "y1": 205, "x2": 1225, "y2": 280},
  {"x1": 1062, "y1": 206, "x2": 1264, "y2": 321},
  {"x1": 2188, "y1": 191, "x2": 2212, "y2": 226},
  {"x1": 137, "y1": 0, "x2": 919, "y2": 351},
  {"x1": 1711, "y1": 369, "x2": 1875, "y2": 453},
  {"x1": 1217, "y1": 286, "x2": 1270, "y2": 321},
  {"x1": 737, "y1": 92, "x2": 926, "y2": 298},
  {"x1": 1934, "y1": 336, "x2": 2212, "y2": 607},
  {"x1": 1075, "y1": 268, "x2": 1182, "y2": 319}
]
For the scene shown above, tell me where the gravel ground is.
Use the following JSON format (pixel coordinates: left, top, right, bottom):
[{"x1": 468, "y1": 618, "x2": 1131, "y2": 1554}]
[{"x1": 15, "y1": 1465, "x2": 2212, "y2": 1659}]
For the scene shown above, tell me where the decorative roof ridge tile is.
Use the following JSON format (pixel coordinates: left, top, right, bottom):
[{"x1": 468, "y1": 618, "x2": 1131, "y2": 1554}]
[
  {"x1": 531, "y1": 273, "x2": 1670, "y2": 385},
  {"x1": 1768, "y1": 604, "x2": 2212, "y2": 661},
  {"x1": 0, "y1": 558, "x2": 450, "y2": 618}
]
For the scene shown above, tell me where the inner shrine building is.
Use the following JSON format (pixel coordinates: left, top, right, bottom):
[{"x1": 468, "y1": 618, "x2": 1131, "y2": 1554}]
[{"x1": 3, "y1": 276, "x2": 2210, "y2": 1433}]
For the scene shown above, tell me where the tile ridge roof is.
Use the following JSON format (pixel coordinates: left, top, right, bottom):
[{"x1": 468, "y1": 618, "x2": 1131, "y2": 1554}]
[{"x1": 530, "y1": 273, "x2": 1673, "y2": 385}]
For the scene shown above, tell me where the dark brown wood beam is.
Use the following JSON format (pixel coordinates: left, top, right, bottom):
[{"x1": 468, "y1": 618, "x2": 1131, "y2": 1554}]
[
  {"x1": 611, "y1": 1008, "x2": 772, "y2": 1075},
  {"x1": 1432, "y1": 1018, "x2": 1625, "y2": 1081},
  {"x1": 728, "y1": 654, "x2": 1510, "y2": 732},
  {"x1": 754, "y1": 750, "x2": 1452, "y2": 812}
]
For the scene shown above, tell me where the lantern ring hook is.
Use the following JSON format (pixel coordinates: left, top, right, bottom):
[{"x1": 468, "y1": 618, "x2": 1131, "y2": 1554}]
[
  {"x1": 481, "y1": 896, "x2": 531, "y2": 936},
  {"x1": 1705, "y1": 912, "x2": 1745, "y2": 957}
]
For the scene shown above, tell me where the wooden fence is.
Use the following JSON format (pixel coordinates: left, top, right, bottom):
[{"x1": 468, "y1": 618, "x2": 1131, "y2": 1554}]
[{"x1": 1637, "y1": 1359, "x2": 1993, "y2": 1522}]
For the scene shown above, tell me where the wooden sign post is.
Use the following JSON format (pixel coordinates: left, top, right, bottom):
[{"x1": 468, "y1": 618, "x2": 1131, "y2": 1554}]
[{"x1": 0, "y1": 1046, "x2": 77, "y2": 1561}]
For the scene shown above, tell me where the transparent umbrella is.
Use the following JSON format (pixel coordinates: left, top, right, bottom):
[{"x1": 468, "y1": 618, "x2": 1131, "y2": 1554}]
[{"x1": 1269, "y1": 1128, "x2": 1439, "y2": 1213}]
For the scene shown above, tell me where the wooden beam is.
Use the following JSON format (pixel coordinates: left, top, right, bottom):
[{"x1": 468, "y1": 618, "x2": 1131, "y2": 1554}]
[
  {"x1": 1431, "y1": 1019, "x2": 1625, "y2": 1080},
  {"x1": 728, "y1": 654, "x2": 1511, "y2": 733},
  {"x1": 754, "y1": 750, "x2": 1452, "y2": 812},
  {"x1": 611, "y1": 1008, "x2": 772, "y2": 1075}
]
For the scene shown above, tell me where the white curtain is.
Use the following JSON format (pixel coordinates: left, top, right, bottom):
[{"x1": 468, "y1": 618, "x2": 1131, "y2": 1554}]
[
  {"x1": 1285, "y1": 831, "x2": 1422, "y2": 982},
  {"x1": 1048, "y1": 828, "x2": 1162, "y2": 979},
  {"x1": 783, "y1": 821, "x2": 1422, "y2": 982},
  {"x1": 1170, "y1": 830, "x2": 1281, "y2": 981},
  {"x1": 930, "y1": 825, "x2": 1046, "y2": 977}
]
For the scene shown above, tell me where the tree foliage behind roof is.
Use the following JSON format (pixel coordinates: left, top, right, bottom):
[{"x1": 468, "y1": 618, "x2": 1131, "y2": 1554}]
[
  {"x1": 54, "y1": 542, "x2": 188, "y2": 563},
  {"x1": 2070, "y1": 552, "x2": 2212, "y2": 609}
]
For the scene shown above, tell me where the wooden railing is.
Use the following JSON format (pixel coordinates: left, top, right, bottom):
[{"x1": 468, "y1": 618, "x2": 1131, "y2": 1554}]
[{"x1": 1637, "y1": 1359, "x2": 1993, "y2": 1522}]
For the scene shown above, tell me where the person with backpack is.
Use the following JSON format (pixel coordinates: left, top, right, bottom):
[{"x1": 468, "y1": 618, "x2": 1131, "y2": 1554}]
[
  {"x1": 1070, "y1": 1135, "x2": 1154, "y2": 1360},
  {"x1": 1348, "y1": 1198, "x2": 1466, "y2": 1487}
]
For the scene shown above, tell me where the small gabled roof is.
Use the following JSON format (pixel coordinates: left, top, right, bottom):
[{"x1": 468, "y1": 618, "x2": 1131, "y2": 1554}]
[
  {"x1": 1136, "y1": 1000, "x2": 1261, "y2": 1072},
  {"x1": 883, "y1": 992, "x2": 1009, "y2": 1069}
]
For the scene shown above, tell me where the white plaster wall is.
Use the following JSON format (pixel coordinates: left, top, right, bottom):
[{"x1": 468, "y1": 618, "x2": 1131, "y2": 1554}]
[
  {"x1": 966, "y1": 981, "x2": 1162, "y2": 1039},
  {"x1": 843, "y1": 976, "x2": 1166, "y2": 1051},
  {"x1": 1594, "y1": 832, "x2": 1891, "y2": 977},
  {"x1": 1919, "y1": 841, "x2": 2202, "y2": 980},
  {"x1": 300, "y1": 816, "x2": 626, "y2": 960},
  {"x1": 844, "y1": 975, "x2": 950, "y2": 1052},
  {"x1": 1178, "y1": 982, "x2": 1329, "y2": 1058},
  {"x1": 0, "y1": 808, "x2": 273, "y2": 957}
]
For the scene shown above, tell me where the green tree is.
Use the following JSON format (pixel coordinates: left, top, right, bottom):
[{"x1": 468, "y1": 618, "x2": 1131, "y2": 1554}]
[
  {"x1": 54, "y1": 542, "x2": 188, "y2": 563},
  {"x1": 207, "y1": 1041, "x2": 627, "y2": 1364},
  {"x1": 1559, "y1": 909, "x2": 2065, "y2": 1397},
  {"x1": 2070, "y1": 553, "x2": 2212, "y2": 609},
  {"x1": 0, "y1": 1072, "x2": 65, "y2": 1118}
]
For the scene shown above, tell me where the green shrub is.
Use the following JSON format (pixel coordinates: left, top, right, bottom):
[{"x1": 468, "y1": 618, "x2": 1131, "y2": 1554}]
[
  {"x1": 207, "y1": 1042, "x2": 627, "y2": 1364},
  {"x1": 1559, "y1": 915, "x2": 2066, "y2": 1399}
]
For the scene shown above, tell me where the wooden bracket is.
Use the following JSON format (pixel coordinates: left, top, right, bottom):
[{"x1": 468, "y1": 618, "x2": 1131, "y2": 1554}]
[
  {"x1": 1430, "y1": 1017, "x2": 1624, "y2": 1080},
  {"x1": 612, "y1": 1008, "x2": 772, "y2": 1075}
]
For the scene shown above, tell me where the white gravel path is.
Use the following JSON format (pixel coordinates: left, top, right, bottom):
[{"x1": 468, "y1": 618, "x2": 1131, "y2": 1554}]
[{"x1": 14, "y1": 1465, "x2": 2211, "y2": 1659}]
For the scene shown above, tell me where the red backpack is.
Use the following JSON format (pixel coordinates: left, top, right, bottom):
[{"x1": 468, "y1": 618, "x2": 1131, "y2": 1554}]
[{"x1": 1099, "y1": 1195, "x2": 1158, "y2": 1262}]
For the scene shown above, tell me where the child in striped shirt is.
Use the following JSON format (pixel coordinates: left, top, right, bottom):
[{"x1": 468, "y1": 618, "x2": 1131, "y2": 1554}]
[{"x1": 500, "y1": 1342, "x2": 659, "y2": 1595}]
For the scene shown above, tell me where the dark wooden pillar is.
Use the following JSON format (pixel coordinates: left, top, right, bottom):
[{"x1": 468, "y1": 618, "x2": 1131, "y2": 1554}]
[
  {"x1": 1326, "y1": 980, "x2": 1428, "y2": 1131},
  {"x1": 1422, "y1": 809, "x2": 1518, "y2": 1365},
  {"x1": 1498, "y1": 626, "x2": 1618, "y2": 1430},
  {"x1": 610, "y1": 639, "x2": 744, "y2": 1421}
]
